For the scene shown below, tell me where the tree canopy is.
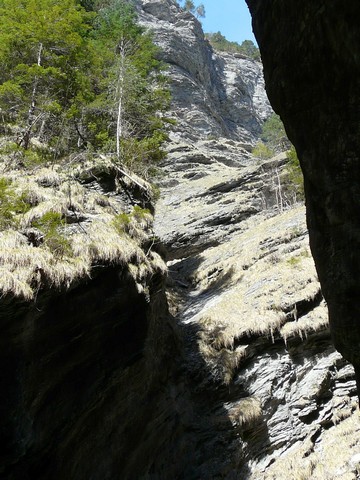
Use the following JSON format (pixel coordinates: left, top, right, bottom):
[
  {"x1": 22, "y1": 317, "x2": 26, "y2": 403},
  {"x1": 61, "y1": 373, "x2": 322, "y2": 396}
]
[
  {"x1": 205, "y1": 32, "x2": 260, "y2": 61},
  {"x1": 178, "y1": 0, "x2": 206, "y2": 19},
  {"x1": 0, "y1": 0, "x2": 170, "y2": 173}
]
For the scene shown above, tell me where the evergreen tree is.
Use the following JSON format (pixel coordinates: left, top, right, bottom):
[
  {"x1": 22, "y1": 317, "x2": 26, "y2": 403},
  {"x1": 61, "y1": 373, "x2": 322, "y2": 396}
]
[
  {"x1": 0, "y1": 0, "x2": 95, "y2": 152},
  {"x1": 261, "y1": 113, "x2": 290, "y2": 152},
  {"x1": 205, "y1": 32, "x2": 260, "y2": 60},
  {"x1": 0, "y1": 0, "x2": 170, "y2": 174},
  {"x1": 184, "y1": 0, "x2": 195, "y2": 12},
  {"x1": 179, "y1": 0, "x2": 205, "y2": 19},
  {"x1": 195, "y1": 4, "x2": 205, "y2": 18},
  {"x1": 85, "y1": 0, "x2": 170, "y2": 170}
]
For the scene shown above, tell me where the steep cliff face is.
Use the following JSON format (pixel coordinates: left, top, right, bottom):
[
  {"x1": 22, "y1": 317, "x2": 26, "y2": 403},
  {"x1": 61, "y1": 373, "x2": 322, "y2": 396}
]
[
  {"x1": 2, "y1": 1, "x2": 360, "y2": 479},
  {"x1": 138, "y1": 0, "x2": 271, "y2": 143},
  {"x1": 1, "y1": 267, "x2": 173, "y2": 480},
  {"x1": 143, "y1": 0, "x2": 360, "y2": 478},
  {"x1": 0, "y1": 158, "x2": 179, "y2": 479},
  {"x1": 245, "y1": 0, "x2": 360, "y2": 390}
]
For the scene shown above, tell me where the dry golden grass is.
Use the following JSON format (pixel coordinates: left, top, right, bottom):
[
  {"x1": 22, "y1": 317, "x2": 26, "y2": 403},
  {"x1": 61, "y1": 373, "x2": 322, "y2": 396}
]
[
  {"x1": 190, "y1": 207, "x2": 328, "y2": 384},
  {"x1": 197, "y1": 335, "x2": 248, "y2": 384},
  {"x1": 281, "y1": 302, "x2": 329, "y2": 343},
  {"x1": 227, "y1": 396, "x2": 263, "y2": 430},
  {"x1": 0, "y1": 159, "x2": 165, "y2": 300}
]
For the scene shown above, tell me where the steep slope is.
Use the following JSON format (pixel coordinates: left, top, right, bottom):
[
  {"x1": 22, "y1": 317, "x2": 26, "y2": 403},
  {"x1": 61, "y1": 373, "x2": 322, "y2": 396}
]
[
  {"x1": 139, "y1": 1, "x2": 360, "y2": 478},
  {"x1": 138, "y1": 0, "x2": 271, "y2": 143},
  {"x1": 1, "y1": 1, "x2": 360, "y2": 479},
  {"x1": 0, "y1": 156, "x2": 179, "y2": 479}
]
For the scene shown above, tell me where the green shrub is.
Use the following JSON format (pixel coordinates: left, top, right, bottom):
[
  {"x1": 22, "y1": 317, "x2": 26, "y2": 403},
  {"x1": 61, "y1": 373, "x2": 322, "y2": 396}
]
[
  {"x1": 112, "y1": 206, "x2": 151, "y2": 236},
  {"x1": 205, "y1": 32, "x2": 260, "y2": 60},
  {"x1": 252, "y1": 141, "x2": 274, "y2": 159},
  {"x1": 0, "y1": 141, "x2": 52, "y2": 168},
  {"x1": 0, "y1": 177, "x2": 31, "y2": 229},
  {"x1": 0, "y1": 178, "x2": 16, "y2": 229},
  {"x1": 32, "y1": 211, "x2": 72, "y2": 258},
  {"x1": 132, "y1": 205, "x2": 150, "y2": 221},
  {"x1": 278, "y1": 146, "x2": 305, "y2": 204},
  {"x1": 112, "y1": 212, "x2": 132, "y2": 234}
]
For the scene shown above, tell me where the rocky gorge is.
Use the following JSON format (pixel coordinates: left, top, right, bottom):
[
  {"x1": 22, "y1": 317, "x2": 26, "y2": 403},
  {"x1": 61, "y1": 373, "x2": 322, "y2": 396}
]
[{"x1": 1, "y1": 0, "x2": 360, "y2": 479}]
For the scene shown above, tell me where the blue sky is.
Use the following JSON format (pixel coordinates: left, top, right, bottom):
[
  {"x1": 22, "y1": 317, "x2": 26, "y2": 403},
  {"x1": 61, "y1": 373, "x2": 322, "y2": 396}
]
[{"x1": 199, "y1": 0, "x2": 256, "y2": 45}]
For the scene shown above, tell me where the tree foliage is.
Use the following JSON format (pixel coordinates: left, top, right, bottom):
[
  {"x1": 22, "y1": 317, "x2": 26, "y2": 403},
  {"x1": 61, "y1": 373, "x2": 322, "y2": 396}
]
[
  {"x1": 0, "y1": 0, "x2": 95, "y2": 151},
  {"x1": 252, "y1": 113, "x2": 304, "y2": 205},
  {"x1": 179, "y1": 0, "x2": 206, "y2": 19},
  {"x1": 285, "y1": 145, "x2": 304, "y2": 201},
  {"x1": 205, "y1": 32, "x2": 260, "y2": 61},
  {"x1": 260, "y1": 113, "x2": 290, "y2": 152},
  {"x1": 0, "y1": 0, "x2": 170, "y2": 174}
]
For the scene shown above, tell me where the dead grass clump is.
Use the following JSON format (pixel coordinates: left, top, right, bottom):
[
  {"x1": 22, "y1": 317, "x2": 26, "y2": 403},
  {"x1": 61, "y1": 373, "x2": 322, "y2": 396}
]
[
  {"x1": 281, "y1": 302, "x2": 329, "y2": 344},
  {"x1": 0, "y1": 157, "x2": 163, "y2": 300},
  {"x1": 72, "y1": 217, "x2": 139, "y2": 265},
  {"x1": 35, "y1": 168, "x2": 62, "y2": 187},
  {"x1": 227, "y1": 397, "x2": 262, "y2": 431},
  {"x1": 112, "y1": 206, "x2": 152, "y2": 242},
  {"x1": 198, "y1": 322, "x2": 248, "y2": 384},
  {"x1": 0, "y1": 268, "x2": 34, "y2": 300},
  {"x1": 198, "y1": 341, "x2": 247, "y2": 384},
  {"x1": 20, "y1": 200, "x2": 68, "y2": 228},
  {"x1": 0, "y1": 229, "x2": 90, "y2": 299},
  {"x1": 39, "y1": 257, "x2": 90, "y2": 291}
]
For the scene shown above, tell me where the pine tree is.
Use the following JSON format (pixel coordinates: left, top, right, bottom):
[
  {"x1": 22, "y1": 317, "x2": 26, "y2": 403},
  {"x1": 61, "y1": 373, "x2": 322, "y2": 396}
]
[
  {"x1": 85, "y1": 0, "x2": 170, "y2": 170},
  {"x1": 0, "y1": 0, "x2": 170, "y2": 174},
  {"x1": 0, "y1": 0, "x2": 95, "y2": 152}
]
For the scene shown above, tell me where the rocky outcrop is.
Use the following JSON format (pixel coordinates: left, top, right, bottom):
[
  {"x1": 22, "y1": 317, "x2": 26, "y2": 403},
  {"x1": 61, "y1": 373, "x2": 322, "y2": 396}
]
[
  {"x1": 155, "y1": 137, "x2": 360, "y2": 477},
  {"x1": 245, "y1": 0, "x2": 360, "y2": 393},
  {"x1": 2, "y1": 1, "x2": 360, "y2": 479},
  {"x1": 0, "y1": 157, "x2": 179, "y2": 479},
  {"x1": 1, "y1": 265, "x2": 175, "y2": 480},
  {"x1": 147, "y1": 0, "x2": 360, "y2": 477},
  {"x1": 138, "y1": 0, "x2": 271, "y2": 143}
]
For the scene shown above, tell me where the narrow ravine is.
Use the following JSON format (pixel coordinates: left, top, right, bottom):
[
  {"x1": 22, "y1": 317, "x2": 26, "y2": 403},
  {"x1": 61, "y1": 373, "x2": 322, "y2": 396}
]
[{"x1": 140, "y1": 1, "x2": 360, "y2": 477}]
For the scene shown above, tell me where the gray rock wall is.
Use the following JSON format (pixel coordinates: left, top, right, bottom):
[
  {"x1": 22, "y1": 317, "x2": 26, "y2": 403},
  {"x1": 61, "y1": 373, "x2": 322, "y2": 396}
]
[
  {"x1": 3, "y1": 1, "x2": 360, "y2": 478},
  {"x1": 246, "y1": 0, "x2": 360, "y2": 390},
  {"x1": 148, "y1": 0, "x2": 360, "y2": 477},
  {"x1": 138, "y1": 0, "x2": 271, "y2": 143}
]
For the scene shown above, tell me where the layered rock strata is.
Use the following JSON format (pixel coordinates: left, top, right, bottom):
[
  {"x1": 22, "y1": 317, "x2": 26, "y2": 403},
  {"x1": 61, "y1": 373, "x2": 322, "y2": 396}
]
[
  {"x1": 156, "y1": 138, "x2": 359, "y2": 478},
  {"x1": 138, "y1": 0, "x2": 271, "y2": 143},
  {"x1": 2, "y1": 1, "x2": 360, "y2": 478},
  {"x1": 146, "y1": 0, "x2": 360, "y2": 477}
]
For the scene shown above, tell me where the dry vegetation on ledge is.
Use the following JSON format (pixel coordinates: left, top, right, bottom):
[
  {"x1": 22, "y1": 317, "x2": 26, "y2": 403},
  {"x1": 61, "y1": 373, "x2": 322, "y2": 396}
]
[
  {"x1": 0, "y1": 156, "x2": 166, "y2": 300},
  {"x1": 183, "y1": 206, "x2": 327, "y2": 384}
]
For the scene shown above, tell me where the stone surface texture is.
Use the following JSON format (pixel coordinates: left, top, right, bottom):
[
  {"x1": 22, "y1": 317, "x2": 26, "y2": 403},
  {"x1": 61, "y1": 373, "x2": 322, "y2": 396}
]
[
  {"x1": 138, "y1": 0, "x2": 271, "y2": 143},
  {"x1": 2, "y1": 1, "x2": 360, "y2": 479},
  {"x1": 246, "y1": 0, "x2": 360, "y2": 384},
  {"x1": 146, "y1": 0, "x2": 360, "y2": 478}
]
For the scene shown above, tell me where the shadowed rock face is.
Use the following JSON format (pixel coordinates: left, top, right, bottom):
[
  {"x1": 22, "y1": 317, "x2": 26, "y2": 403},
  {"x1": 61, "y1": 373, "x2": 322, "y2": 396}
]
[
  {"x1": 0, "y1": 268, "x2": 178, "y2": 480},
  {"x1": 245, "y1": 0, "x2": 360, "y2": 387}
]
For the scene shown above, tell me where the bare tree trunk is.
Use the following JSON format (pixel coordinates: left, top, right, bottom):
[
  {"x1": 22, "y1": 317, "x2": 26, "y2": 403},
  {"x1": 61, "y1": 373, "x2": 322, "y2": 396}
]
[
  {"x1": 21, "y1": 42, "x2": 43, "y2": 149},
  {"x1": 116, "y1": 38, "x2": 126, "y2": 160},
  {"x1": 273, "y1": 165, "x2": 284, "y2": 212}
]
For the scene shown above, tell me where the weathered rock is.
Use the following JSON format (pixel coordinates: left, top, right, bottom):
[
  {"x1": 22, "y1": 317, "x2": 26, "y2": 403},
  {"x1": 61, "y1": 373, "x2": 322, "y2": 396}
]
[
  {"x1": 138, "y1": 0, "x2": 271, "y2": 143},
  {"x1": 245, "y1": 0, "x2": 360, "y2": 390},
  {"x1": 0, "y1": 266, "x2": 176, "y2": 480},
  {"x1": 3, "y1": 1, "x2": 360, "y2": 479},
  {"x1": 150, "y1": 0, "x2": 360, "y2": 477},
  {"x1": 155, "y1": 140, "x2": 289, "y2": 259}
]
